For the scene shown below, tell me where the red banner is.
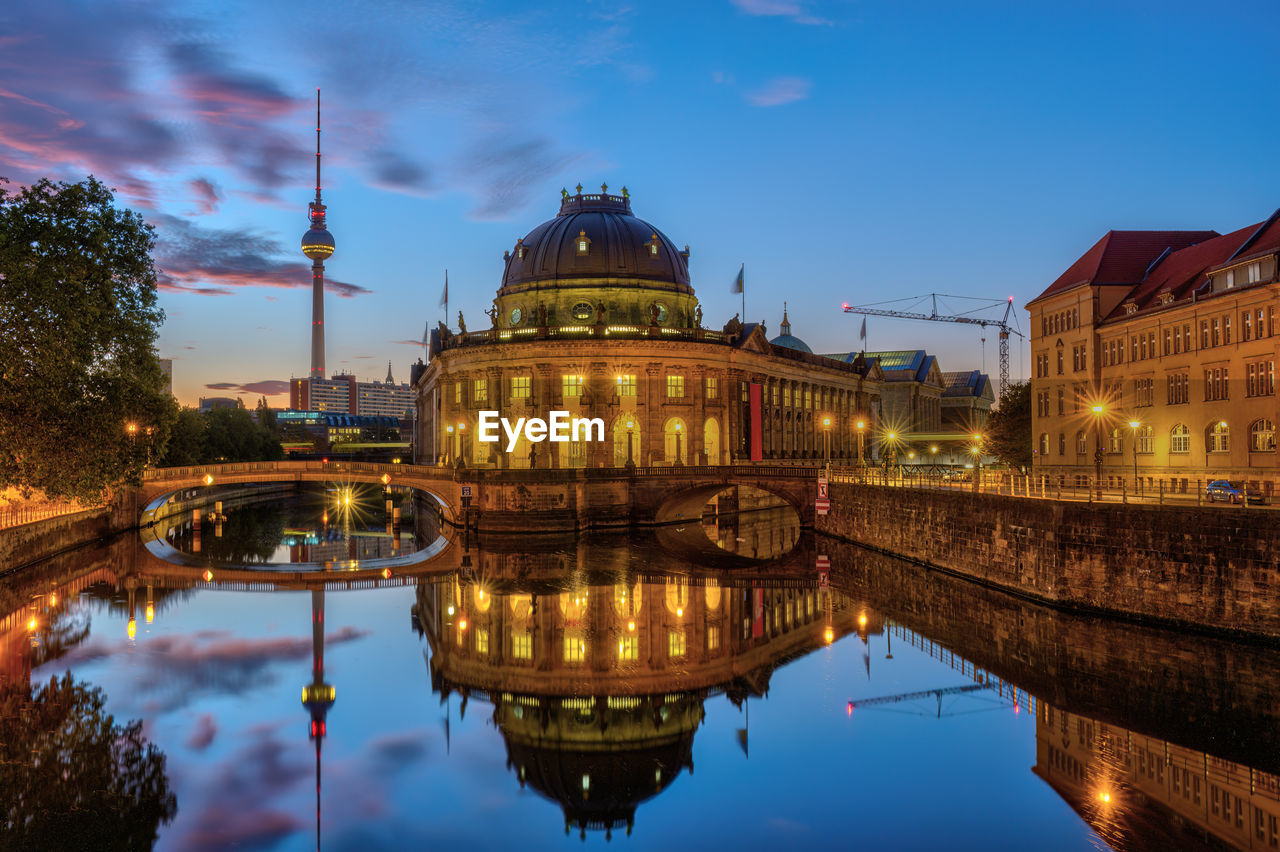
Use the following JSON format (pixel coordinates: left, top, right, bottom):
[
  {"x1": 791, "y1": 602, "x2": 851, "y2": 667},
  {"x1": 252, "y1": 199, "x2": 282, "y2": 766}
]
[{"x1": 749, "y1": 383, "x2": 763, "y2": 461}]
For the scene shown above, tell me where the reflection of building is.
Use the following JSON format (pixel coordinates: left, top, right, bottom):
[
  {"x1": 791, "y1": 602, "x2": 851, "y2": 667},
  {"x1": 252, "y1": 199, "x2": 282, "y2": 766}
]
[
  {"x1": 414, "y1": 187, "x2": 882, "y2": 468},
  {"x1": 1034, "y1": 701, "x2": 1280, "y2": 851},
  {"x1": 414, "y1": 563, "x2": 874, "y2": 837},
  {"x1": 276, "y1": 411, "x2": 408, "y2": 457},
  {"x1": 1028, "y1": 214, "x2": 1280, "y2": 490}
]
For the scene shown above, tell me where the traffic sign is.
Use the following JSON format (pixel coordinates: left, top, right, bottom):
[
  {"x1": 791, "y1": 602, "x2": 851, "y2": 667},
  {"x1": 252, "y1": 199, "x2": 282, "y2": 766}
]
[{"x1": 816, "y1": 475, "x2": 829, "y2": 514}]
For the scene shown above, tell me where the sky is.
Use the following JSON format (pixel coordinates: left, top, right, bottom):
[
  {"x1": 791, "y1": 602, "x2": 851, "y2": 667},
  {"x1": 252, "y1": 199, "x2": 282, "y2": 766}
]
[{"x1": 3, "y1": 0, "x2": 1279, "y2": 408}]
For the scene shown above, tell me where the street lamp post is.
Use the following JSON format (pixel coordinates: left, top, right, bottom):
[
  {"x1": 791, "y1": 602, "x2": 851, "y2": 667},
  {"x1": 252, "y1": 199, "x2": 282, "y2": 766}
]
[
  {"x1": 822, "y1": 417, "x2": 832, "y2": 464},
  {"x1": 445, "y1": 424, "x2": 454, "y2": 466},
  {"x1": 1128, "y1": 419, "x2": 1140, "y2": 495},
  {"x1": 674, "y1": 422, "x2": 683, "y2": 466},
  {"x1": 1091, "y1": 404, "x2": 1106, "y2": 500},
  {"x1": 457, "y1": 422, "x2": 467, "y2": 467},
  {"x1": 855, "y1": 420, "x2": 866, "y2": 470},
  {"x1": 971, "y1": 434, "x2": 983, "y2": 493},
  {"x1": 625, "y1": 420, "x2": 635, "y2": 469}
]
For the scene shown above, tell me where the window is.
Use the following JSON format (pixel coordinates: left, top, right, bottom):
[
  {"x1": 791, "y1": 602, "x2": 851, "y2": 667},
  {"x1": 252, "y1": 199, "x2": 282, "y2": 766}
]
[
  {"x1": 1077, "y1": 431, "x2": 1088, "y2": 454},
  {"x1": 803, "y1": 389, "x2": 812, "y2": 409},
  {"x1": 704, "y1": 376, "x2": 718, "y2": 398},
  {"x1": 1205, "y1": 367, "x2": 1229, "y2": 401},
  {"x1": 1133, "y1": 377, "x2": 1154, "y2": 407},
  {"x1": 1038, "y1": 433, "x2": 1048, "y2": 456},
  {"x1": 1170, "y1": 424, "x2": 1190, "y2": 454},
  {"x1": 668, "y1": 629, "x2": 686, "y2": 658},
  {"x1": 771, "y1": 384, "x2": 780, "y2": 406},
  {"x1": 618, "y1": 635, "x2": 639, "y2": 661},
  {"x1": 1224, "y1": 315, "x2": 1232, "y2": 344},
  {"x1": 1226, "y1": 269, "x2": 1236, "y2": 289},
  {"x1": 783, "y1": 386, "x2": 792, "y2": 407},
  {"x1": 1251, "y1": 420, "x2": 1276, "y2": 453},
  {"x1": 707, "y1": 625, "x2": 720, "y2": 652},
  {"x1": 1247, "y1": 361, "x2": 1276, "y2": 397},
  {"x1": 1167, "y1": 373, "x2": 1189, "y2": 405},
  {"x1": 1057, "y1": 389, "x2": 1064, "y2": 415},
  {"x1": 455, "y1": 382, "x2": 464, "y2": 405},
  {"x1": 646, "y1": 233, "x2": 660, "y2": 256},
  {"x1": 476, "y1": 629, "x2": 489, "y2": 654},
  {"x1": 616, "y1": 374, "x2": 637, "y2": 396},
  {"x1": 1201, "y1": 320, "x2": 1210, "y2": 349},
  {"x1": 1244, "y1": 310, "x2": 1253, "y2": 341},
  {"x1": 1056, "y1": 346, "x2": 1064, "y2": 375},
  {"x1": 562, "y1": 374, "x2": 584, "y2": 399},
  {"x1": 511, "y1": 376, "x2": 531, "y2": 399},
  {"x1": 1108, "y1": 428, "x2": 1122, "y2": 454},
  {"x1": 1058, "y1": 433, "x2": 1066, "y2": 455},
  {"x1": 564, "y1": 635, "x2": 587, "y2": 663},
  {"x1": 575, "y1": 229, "x2": 591, "y2": 255},
  {"x1": 1163, "y1": 329, "x2": 1171, "y2": 356},
  {"x1": 1248, "y1": 261, "x2": 1262, "y2": 283},
  {"x1": 1208, "y1": 421, "x2": 1230, "y2": 453},
  {"x1": 1136, "y1": 425, "x2": 1154, "y2": 454},
  {"x1": 666, "y1": 375, "x2": 684, "y2": 398},
  {"x1": 473, "y1": 378, "x2": 488, "y2": 403},
  {"x1": 511, "y1": 630, "x2": 532, "y2": 660}
]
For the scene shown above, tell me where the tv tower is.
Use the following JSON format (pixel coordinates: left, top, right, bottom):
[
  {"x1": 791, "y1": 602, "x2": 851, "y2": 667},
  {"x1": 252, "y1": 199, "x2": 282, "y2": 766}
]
[
  {"x1": 301, "y1": 589, "x2": 335, "y2": 850},
  {"x1": 301, "y1": 89, "x2": 335, "y2": 380}
]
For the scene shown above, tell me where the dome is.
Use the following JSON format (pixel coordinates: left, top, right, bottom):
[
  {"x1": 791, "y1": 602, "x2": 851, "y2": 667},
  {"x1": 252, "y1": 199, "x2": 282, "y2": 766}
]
[
  {"x1": 769, "y1": 306, "x2": 811, "y2": 353},
  {"x1": 499, "y1": 185, "x2": 690, "y2": 295},
  {"x1": 301, "y1": 227, "x2": 335, "y2": 260}
]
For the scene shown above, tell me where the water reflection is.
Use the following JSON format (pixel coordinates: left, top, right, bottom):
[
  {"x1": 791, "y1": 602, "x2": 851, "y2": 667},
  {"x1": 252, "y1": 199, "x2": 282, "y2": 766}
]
[{"x1": 3, "y1": 499, "x2": 1280, "y2": 849}]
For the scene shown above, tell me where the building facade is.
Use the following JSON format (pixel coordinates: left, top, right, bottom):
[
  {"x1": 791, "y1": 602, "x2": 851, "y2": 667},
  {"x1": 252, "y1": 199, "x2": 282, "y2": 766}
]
[
  {"x1": 290, "y1": 372, "x2": 415, "y2": 418},
  {"x1": 1028, "y1": 212, "x2": 1280, "y2": 492},
  {"x1": 413, "y1": 188, "x2": 882, "y2": 468}
]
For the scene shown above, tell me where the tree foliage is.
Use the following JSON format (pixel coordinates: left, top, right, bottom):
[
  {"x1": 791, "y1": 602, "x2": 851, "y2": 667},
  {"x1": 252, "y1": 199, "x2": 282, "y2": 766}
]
[
  {"x1": 985, "y1": 379, "x2": 1033, "y2": 471},
  {"x1": 0, "y1": 673, "x2": 178, "y2": 849},
  {"x1": 0, "y1": 177, "x2": 174, "y2": 501},
  {"x1": 157, "y1": 405, "x2": 283, "y2": 467}
]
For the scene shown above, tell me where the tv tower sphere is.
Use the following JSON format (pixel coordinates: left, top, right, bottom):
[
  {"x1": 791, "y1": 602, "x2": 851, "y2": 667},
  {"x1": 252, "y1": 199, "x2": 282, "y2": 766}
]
[{"x1": 302, "y1": 225, "x2": 335, "y2": 260}]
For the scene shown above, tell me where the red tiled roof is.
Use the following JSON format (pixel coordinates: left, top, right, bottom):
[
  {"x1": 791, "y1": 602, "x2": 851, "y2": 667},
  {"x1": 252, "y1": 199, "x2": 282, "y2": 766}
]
[
  {"x1": 1029, "y1": 229, "x2": 1218, "y2": 306},
  {"x1": 1101, "y1": 212, "x2": 1280, "y2": 321}
]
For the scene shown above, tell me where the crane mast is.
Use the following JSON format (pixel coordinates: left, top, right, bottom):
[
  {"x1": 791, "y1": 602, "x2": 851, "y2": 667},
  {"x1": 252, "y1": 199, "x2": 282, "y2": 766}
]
[{"x1": 841, "y1": 294, "x2": 1024, "y2": 400}]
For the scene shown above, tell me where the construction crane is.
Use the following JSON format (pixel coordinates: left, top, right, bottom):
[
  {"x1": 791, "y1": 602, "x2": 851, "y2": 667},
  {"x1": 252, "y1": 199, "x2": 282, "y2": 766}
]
[
  {"x1": 846, "y1": 683, "x2": 989, "y2": 718},
  {"x1": 841, "y1": 294, "x2": 1025, "y2": 400}
]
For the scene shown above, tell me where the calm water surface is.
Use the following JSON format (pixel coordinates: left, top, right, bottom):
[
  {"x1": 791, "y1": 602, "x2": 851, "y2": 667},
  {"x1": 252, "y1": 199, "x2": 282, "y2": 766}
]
[{"x1": 4, "y1": 487, "x2": 1278, "y2": 851}]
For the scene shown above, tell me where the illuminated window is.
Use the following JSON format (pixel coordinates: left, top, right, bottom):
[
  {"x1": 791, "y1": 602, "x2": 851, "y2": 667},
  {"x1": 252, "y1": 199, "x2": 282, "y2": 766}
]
[
  {"x1": 1076, "y1": 431, "x2": 1087, "y2": 454},
  {"x1": 707, "y1": 625, "x2": 720, "y2": 652},
  {"x1": 511, "y1": 630, "x2": 532, "y2": 660},
  {"x1": 1250, "y1": 420, "x2": 1276, "y2": 453},
  {"x1": 511, "y1": 376, "x2": 531, "y2": 399},
  {"x1": 616, "y1": 374, "x2": 636, "y2": 395},
  {"x1": 771, "y1": 385, "x2": 779, "y2": 406},
  {"x1": 618, "y1": 635, "x2": 639, "y2": 661},
  {"x1": 472, "y1": 378, "x2": 487, "y2": 403},
  {"x1": 646, "y1": 233, "x2": 660, "y2": 256},
  {"x1": 666, "y1": 375, "x2": 684, "y2": 398},
  {"x1": 564, "y1": 635, "x2": 586, "y2": 663},
  {"x1": 454, "y1": 382, "x2": 463, "y2": 404},
  {"x1": 783, "y1": 386, "x2": 792, "y2": 407},
  {"x1": 1170, "y1": 424, "x2": 1190, "y2": 454},
  {"x1": 476, "y1": 629, "x2": 489, "y2": 654},
  {"x1": 668, "y1": 629, "x2": 686, "y2": 658},
  {"x1": 1208, "y1": 421, "x2": 1230, "y2": 454},
  {"x1": 704, "y1": 376, "x2": 718, "y2": 398},
  {"x1": 562, "y1": 375, "x2": 584, "y2": 399},
  {"x1": 804, "y1": 389, "x2": 812, "y2": 409},
  {"x1": 576, "y1": 230, "x2": 591, "y2": 255}
]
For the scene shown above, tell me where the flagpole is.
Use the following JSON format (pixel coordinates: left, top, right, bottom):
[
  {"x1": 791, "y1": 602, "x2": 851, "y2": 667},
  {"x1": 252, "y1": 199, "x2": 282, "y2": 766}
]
[{"x1": 741, "y1": 263, "x2": 746, "y2": 321}]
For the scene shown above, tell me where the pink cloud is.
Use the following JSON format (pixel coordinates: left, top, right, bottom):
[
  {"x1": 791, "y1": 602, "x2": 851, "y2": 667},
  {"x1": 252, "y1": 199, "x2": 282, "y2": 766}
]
[{"x1": 747, "y1": 76, "x2": 812, "y2": 107}]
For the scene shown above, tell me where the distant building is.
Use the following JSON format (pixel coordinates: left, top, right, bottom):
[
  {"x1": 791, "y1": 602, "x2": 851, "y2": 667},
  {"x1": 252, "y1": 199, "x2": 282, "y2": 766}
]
[
  {"x1": 289, "y1": 369, "x2": 415, "y2": 419},
  {"x1": 1028, "y1": 210, "x2": 1279, "y2": 492},
  {"x1": 158, "y1": 358, "x2": 172, "y2": 396}
]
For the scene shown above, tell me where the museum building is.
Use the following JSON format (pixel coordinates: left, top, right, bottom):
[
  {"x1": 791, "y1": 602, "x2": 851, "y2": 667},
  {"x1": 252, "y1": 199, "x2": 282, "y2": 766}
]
[{"x1": 412, "y1": 186, "x2": 884, "y2": 468}]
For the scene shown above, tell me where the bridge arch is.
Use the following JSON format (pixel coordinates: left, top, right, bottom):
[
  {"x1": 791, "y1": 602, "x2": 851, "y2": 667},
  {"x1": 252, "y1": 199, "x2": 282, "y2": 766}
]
[{"x1": 651, "y1": 480, "x2": 807, "y2": 526}]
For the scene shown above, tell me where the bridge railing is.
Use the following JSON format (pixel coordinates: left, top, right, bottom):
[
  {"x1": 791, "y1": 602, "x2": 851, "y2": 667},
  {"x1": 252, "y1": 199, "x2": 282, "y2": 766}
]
[{"x1": 0, "y1": 502, "x2": 100, "y2": 531}]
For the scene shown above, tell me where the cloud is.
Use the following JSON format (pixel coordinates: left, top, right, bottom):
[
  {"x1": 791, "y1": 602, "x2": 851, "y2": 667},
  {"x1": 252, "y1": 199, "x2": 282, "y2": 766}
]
[
  {"x1": 391, "y1": 339, "x2": 425, "y2": 346},
  {"x1": 189, "y1": 178, "x2": 221, "y2": 215},
  {"x1": 460, "y1": 136, "x2": 585, "y2": 220},
  {"x1": 729, "y1": 0, "x2": 833, "y2": 25},
  {"x1": 152, "y1": 214, "x2": 372, "y2": 298},
  {"x1": 747, "y1": 76, "x2": 812, "y2": 107},
  {"x1": 186, "y1": 713, "x2": 218, "y2": 751},
  {"x1": 370, "y1": 148, "x2": 434, "y2": 193},
  {"x1": 204, "y1": 382, "x2": 238, "y2": 391},
  {"x1": 203, "y1": 380, "x2": 289, "y2": 396}
]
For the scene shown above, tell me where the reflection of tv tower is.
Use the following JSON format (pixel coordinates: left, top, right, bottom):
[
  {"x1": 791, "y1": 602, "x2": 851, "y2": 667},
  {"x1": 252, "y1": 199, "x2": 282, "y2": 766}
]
[
  {"x1": 300, "y1": 590, "x2": 335, "y2": 850},
  {"x1": 301, "y1": 89, "x2": 335, "y2": 380}
]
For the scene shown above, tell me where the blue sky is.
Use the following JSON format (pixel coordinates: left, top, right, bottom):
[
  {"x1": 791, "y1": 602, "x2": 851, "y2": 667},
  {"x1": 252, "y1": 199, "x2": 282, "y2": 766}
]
[{"x1": 3, "y1": 0, "x2": 1278, "y2": 406}]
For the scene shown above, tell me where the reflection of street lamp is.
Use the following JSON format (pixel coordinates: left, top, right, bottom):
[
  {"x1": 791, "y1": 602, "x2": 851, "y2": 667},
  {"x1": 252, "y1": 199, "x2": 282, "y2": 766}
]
[
  {"x1": 822, "y1": 416, "x2": 832, "y2": 462},
  {"x1": 625, "y1": 419, "x2": 635, "y2": 469},
  {"x1": 1128, "y1": 419, "x2": 1140, "y2": 492},
  {"x1": 674, "y1": 421, "x2": 683, "y2": 466},
  {"x1": 1091, "y1": 404, "x2": 1106, "y2": 499}
]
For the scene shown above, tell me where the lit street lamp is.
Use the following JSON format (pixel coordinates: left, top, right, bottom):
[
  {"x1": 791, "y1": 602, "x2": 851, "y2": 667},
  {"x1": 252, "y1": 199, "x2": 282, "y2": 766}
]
[
  {"x1": 855, "y1": 420, "x2": 866, "y2": 468},
  {"x1": 1128, "y1": 419, "x2": 1140, "y2": 494},
  {"x1": 822, "y1": 416, "x2": 832, "y2": 464},
  {"x1": 674, "y1": 421, "x2": 683, "y2": 466}
]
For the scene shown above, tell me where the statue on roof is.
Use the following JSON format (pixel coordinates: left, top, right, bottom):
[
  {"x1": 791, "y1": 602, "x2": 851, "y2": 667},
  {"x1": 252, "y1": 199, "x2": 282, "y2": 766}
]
[
  {"x1": 457, "y1": 311, "x2": 467, "y2": 335},
  {"x1": 723, "y1": 314, "x2": 742, "y2": 336},
  {"x1": 485, "y1": 303, "x2": 499, "y2": 326},
  {"x1": 694, "y1": 305, "x2": 702, "y2": 327}
]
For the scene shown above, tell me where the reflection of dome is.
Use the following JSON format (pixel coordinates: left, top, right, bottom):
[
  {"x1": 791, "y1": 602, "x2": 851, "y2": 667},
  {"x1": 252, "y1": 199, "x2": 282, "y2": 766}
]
[
  {"x1": 769, "y1": 305, "x2": 811, "y2": 353},
  {"x1": 301, "y1": 227, "x2": 335, "y2": 260},
  {"x1": 500, "y1": 186, "x2": 690, "y2": 294}
]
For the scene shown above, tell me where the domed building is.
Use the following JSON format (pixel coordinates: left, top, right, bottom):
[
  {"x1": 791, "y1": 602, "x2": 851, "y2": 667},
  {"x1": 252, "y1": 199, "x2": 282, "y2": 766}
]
[{"x1": 414, "y1": 185, "x2": 883, "y2": 468}]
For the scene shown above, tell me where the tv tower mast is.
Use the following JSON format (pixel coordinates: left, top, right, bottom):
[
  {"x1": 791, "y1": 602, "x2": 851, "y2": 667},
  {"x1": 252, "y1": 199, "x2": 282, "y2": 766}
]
[{"x1": 301, "y1": 89, "x2": 335, "y2": 380}]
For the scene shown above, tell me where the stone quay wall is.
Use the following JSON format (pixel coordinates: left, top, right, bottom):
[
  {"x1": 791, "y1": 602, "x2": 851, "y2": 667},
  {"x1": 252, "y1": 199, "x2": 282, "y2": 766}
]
[
  {"x1": 816, "y1": 483, "x2": 1280, "y2": 641},
  {"x1": 0, "y1": 490, "x2": 139, "y2": 574}
]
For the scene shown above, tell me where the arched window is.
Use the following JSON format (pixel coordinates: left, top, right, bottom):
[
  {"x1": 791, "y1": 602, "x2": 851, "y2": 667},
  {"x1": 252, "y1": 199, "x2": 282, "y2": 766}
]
[
  {"x1": 1170, "y1": 424, "x2": 1190, "y2": 454},
  {"x1": 1250, "y1": 419, "x2": 1276, "y2": 453},
  {"x1": 1038, "y1": 433, "x2": 1048, "y2": 456},
  {"x1": 1108, "y1": 428, "x2": 1123, "y2": 454},
  {"x1": 1076, "y1": 431, "x2": 1087, "y2": 454},
  {"x1": 1207, "y1": 421, "x2": 1230, "y2": 454}
]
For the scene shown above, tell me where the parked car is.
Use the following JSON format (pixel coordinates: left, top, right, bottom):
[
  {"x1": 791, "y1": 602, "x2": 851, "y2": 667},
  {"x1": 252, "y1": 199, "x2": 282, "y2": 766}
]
[{"x1": 1205, "y1": 480, "x2": 1267, "y2": 504}]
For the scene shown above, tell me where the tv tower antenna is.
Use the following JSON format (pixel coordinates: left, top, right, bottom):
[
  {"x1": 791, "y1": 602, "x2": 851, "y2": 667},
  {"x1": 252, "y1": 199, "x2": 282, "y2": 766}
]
[{"x1": 301, "y1": 89, "x2": 335, "y2": 380}]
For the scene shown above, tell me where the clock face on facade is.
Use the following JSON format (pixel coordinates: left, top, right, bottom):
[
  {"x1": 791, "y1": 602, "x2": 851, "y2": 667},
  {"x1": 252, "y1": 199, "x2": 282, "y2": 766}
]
[
  {"x1": 571, "y1": 301, "x2": 594, "y2": 321},
  {"x1": 510, "y1": 307, "x2": 523, "y2": 326}
]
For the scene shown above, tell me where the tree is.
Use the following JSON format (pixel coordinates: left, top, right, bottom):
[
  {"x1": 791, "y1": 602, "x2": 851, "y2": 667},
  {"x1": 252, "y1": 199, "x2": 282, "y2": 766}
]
[
  {"x1": 202, "y1": 406, "x2": 283, "y2": 463},
  {"x1": 985, "y1": 379, "x2": 1032, "y2": 471},
  {"x1": 0, "y1": 177, "x2": 174, "y2": 501},
  {"x1": 159, "y1": 407, "x2": 205, "y2": 467},
  {"x1": 255, "y1": 396, "x2": 277, "y2": 433},
  {"x1": 0, "y1": 673, "x2": 178, "y2": 849}
]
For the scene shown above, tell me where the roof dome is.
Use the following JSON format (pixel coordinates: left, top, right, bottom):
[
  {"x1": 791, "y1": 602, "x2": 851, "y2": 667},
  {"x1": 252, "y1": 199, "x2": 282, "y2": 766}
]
[
  {"x1": 499, "y1": 184, "x2": 691, "y2": 295},
  {"x1": 769, "y1": 305, "x2": 812, "y2": 353}
]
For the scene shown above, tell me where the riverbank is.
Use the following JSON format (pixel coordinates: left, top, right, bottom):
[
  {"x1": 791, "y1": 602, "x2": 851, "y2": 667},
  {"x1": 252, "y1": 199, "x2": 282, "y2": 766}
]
[{"x1": 816, "y1": 481, "x2": 1280, "y2": 642}]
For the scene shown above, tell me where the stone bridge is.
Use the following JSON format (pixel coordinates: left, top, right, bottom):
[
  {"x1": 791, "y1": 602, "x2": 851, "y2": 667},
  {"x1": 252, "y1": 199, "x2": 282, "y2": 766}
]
[{"x1": 141, "y1": 461, "x2": 821, "y2": 532}]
